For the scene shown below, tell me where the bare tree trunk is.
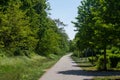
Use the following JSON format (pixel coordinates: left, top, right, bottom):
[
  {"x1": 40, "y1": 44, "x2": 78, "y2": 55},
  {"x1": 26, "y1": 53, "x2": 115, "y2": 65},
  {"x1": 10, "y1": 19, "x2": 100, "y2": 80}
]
[
  {"x1": 92, "y1": 50, "x2": 93, "y2": 65},
  {"x1": 103, "y1": 47, "x2": 107, "y2": 71}
]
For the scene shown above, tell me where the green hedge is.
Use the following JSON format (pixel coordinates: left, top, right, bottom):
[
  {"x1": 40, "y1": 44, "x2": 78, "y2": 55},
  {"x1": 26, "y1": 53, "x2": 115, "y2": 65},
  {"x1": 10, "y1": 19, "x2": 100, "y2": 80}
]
[
  {"x1": 109, "y1": 54, "x2": 120, "y2": 68},
  {"x1": 96, "y1": 56, "x2": 111, "y2": 70},
  {"x1": 117, "y1": 62, "x2": 120, "y2": 68},
  {"x1": 88, "y1": 56, "x2": 97, "y2": 65}
]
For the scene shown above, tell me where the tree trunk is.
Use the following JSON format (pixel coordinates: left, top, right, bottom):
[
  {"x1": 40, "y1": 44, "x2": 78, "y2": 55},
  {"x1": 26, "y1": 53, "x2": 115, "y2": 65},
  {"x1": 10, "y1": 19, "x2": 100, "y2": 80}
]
[
  {"x1": 103, "y1": 47, "x2": 107, "y2": 71},
  {"x1": 92, "y1": 50, "x2": 93, "y2": 65}
]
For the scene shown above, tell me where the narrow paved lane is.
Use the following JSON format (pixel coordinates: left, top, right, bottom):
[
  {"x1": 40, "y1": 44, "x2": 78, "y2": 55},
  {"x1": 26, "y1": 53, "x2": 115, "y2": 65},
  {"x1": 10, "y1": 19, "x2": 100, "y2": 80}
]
[{"x1": 39, "y1": 53, "x2": 93, "y2": 80}]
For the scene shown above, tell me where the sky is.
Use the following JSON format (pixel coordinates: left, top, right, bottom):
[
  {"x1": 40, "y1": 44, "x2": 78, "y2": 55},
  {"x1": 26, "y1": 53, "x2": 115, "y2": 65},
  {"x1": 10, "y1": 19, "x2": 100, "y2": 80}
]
[{"x1": 48, "y1": 0, "x2": 82, "y2": 40}]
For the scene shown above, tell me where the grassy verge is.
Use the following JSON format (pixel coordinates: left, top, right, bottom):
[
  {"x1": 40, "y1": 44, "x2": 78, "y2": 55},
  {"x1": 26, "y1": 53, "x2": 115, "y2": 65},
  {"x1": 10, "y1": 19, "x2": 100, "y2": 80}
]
[
  {"x1": 71, "y1": 56, "x2": 120, "y2": 80},
  {"x1": 94, "y1": 76, "x2": 120, "y2": 80},
  {"x1": 0, "y1": 54, "x2": 61, "y2": 80},
  {"x1": 71, "y1": 56, "x2": 96, "y2": 71}
]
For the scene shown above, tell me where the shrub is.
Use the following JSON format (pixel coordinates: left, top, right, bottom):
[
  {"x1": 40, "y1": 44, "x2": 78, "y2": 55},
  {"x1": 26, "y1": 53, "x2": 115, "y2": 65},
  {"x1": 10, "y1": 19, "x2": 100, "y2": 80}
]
[
  {"x1": 73, "y1": 50, "x2": 79, "y2": 57},
  {"x1": 14, "y1": 48, "x2": 21, "y2": 56},
  {"x1": 96, "y1": 55, "x2": 111, "y2": 70},
  {"x1": 111, "y1": 47, "x2": 119, "y2": 54},
  {"x1": 88, "y1": 56, "x2": 97, "y2": 65},
  {"x1": 117, "y1": 62, "x2": 120, "y2": 68},
  {"x1": 14, "y1": 47, "x2": 31, "y2": 57},
  {"x1": 109, "y1": 54, "x2": 120, "y2": 68},
  {"x1": 48, "y1": 54, "x2": 58, "y2": 59}
]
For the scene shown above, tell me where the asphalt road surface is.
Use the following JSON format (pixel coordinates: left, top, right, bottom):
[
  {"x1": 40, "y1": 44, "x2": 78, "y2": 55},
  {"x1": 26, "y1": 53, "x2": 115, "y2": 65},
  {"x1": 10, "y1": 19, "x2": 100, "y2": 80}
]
[{"x1": 39, "y1": 53, "x2": 93, "y2": 80}]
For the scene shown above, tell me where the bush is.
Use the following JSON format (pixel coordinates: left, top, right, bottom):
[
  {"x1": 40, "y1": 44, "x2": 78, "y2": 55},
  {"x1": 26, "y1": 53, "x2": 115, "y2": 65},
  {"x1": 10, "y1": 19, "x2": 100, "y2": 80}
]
[
  {"x1": 96, "y1": 55, "x2": 111, "y2": 70},
  {"x1": 48, "y1": 54, "x2": 58, "y2": 59},
  {"x1": 14, "y1": 48, "x2": 22, "y2": 56},
  {"x1": 0, "y1": 49, "x2": 13, "y2": 57},
  {"x1": 117, "y1": 62, "x2": 120, "y2": 68},
  {"x1": 111, "y1": 47, "x2": 119, "y2": 54},
  {"x1": 73, "y1": 50, "x2": 79, "y2": 57},
  {"x1": 109, "y1": 54, "x2": 120, "y2": 68},
  {"x1": 0, "y1": 49, "x2": 5, "y2": 58},
  {"x1": 73, "y1": 50, "x2": 83, "y2": 58},
  {"x1": 14, "y1": 47, "x2": 31, "y2": 57},
  {"x1": 88, "y1": 56, "x2": 97, "y2": 65}
]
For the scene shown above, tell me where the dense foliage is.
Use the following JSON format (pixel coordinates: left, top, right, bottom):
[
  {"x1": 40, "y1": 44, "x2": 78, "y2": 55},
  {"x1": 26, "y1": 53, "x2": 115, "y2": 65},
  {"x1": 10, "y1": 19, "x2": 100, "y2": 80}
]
[
  {"x1": 73, "y1": 0, "x2": 120, "y2": 70},
  {"x1": 0, "y1": 0, "x2": 69, "y2": 57}
]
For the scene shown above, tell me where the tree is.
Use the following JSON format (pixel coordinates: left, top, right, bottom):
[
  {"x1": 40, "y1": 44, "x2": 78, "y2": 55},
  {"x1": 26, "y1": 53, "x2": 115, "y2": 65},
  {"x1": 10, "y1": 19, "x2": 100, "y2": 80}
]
[
  {"x1": 0, "y1": 0, "x2": 69, "y2": 57},
  {"x1": 73, "y1": 0, "x2": 120, "y2": 70},
  {"x1": 0, "y1": 0, "x2": 33, "y2": 56}
]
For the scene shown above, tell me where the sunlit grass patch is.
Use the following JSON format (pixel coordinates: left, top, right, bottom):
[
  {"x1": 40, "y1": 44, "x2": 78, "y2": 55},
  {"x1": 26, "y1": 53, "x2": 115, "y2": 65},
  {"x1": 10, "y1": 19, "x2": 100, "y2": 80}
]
[
  {"x1": 0, "y1": 54, "x2": 60, "y2": 80},
  {"x1": 94, "y1": 76, "x2": 120, "y2": 80}
]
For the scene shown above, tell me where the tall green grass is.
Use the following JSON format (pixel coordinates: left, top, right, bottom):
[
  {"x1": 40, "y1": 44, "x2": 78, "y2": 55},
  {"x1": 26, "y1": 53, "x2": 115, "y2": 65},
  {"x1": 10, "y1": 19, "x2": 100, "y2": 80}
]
[{"x1": 0, "y1": 54, "x2": 60, "y2": 80}]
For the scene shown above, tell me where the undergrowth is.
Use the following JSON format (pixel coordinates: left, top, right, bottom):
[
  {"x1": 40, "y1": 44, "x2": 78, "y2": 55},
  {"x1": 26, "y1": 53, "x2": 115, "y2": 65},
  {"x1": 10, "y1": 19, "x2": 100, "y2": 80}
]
[{"x1": 0, "y1": 54, "x2": 60, "y2": 80}]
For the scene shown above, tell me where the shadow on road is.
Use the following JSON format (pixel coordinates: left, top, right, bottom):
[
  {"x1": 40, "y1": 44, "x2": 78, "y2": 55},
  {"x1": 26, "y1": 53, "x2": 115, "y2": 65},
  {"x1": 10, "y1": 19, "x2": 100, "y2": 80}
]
[
  {"x1": 73, "y1": 64, "x2": 93, "y2": 67},
  {"x1": 58, "y1": 69, "x2": 120, "y2": 77}
]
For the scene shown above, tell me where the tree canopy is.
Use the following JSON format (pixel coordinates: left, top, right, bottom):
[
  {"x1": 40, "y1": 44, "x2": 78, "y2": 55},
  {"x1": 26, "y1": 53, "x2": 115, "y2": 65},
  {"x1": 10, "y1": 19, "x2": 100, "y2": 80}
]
[
  {"x1": 0, "y1": 0, "x2": 69, "y2": 57},
  {"x1": 73, "y1": 0, "x2": 120, "y2": 70}
]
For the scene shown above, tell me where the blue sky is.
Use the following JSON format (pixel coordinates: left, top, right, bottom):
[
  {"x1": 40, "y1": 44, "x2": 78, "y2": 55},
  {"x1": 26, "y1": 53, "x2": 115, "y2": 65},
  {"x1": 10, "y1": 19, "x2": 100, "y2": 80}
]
[{"x1": 48, "y1": 0, "x2": 82, "y2": 40}]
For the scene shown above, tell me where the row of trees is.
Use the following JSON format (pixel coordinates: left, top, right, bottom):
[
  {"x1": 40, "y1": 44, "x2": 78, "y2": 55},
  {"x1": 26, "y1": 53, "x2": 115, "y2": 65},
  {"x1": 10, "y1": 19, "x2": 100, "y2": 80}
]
[
  {"x1": 73, "y1": 0, "x2": 120, "y2": 70},
  {"x1": 0, "y1": 0, "x2": 69, "y2": 57}
]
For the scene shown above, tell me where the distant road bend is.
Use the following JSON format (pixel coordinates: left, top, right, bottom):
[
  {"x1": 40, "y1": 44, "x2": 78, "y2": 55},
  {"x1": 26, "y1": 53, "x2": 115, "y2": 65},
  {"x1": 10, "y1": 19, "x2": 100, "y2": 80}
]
[{"x1": 39, "y1": 53, "x2": 93, "y2": 80}]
